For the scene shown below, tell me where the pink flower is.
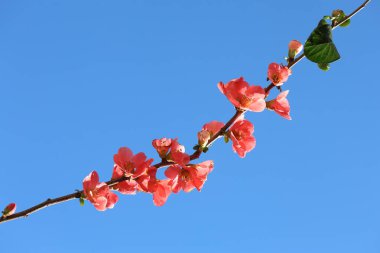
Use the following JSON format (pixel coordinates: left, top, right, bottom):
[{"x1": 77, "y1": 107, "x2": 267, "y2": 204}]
[
  {"x1": 198, "y1": 121, "x2": 225, "y2": 148},
  {"x1": 135, "y1": 166, "x2": 157, "y2": 193},
  {"x1": 152, "y1": 138, "x2": 190, "y2": 166},
  {"x1": 83, "y1": 171, "x2": 118, "y2": 211},
  {"x1": 111, "y1": 147, "x2": 153, "y2": 194},
  {"x1": 114, "y1": 147, "x2": 153, "y2": 178},
  {"x1": 165, "y1": 160, "x2": 214, "y2": 193},
  {"x1": 266, "y1": 90, "x2": 291, "y2": 120},
  {"x1": 135, "y1": 166, "x2": 172, "y2": 206},
  {"x1": 267, "y1": 63, "x2": 292, "y2": 86},
  {"x1": 218, "y1": 77, "x2": 266, "y2": 112},
  {"x1": 2, "y1": 203, "x2": 16, "y2": 217},
  {"x1": 169, "y1": 139, "x2": 190, "y2": 166},
  {"x1": 288, "y1": 40, "x2": 303, "y2": 59},
  {"x1": 203, "y1": 121, "x2": 224, "y2": 137},
  {"x1": 151, "y1": 179, "x2": 172, "y2": 207},
  {"x1": 111, "y1": 165, "x2": 138, "y2": 194},
  {"x1": 228, "y1": 119, "x2": 256, "y2": 158},
  {"x1": 152, "y1": 138, "x2": 172, "y2": 159}
]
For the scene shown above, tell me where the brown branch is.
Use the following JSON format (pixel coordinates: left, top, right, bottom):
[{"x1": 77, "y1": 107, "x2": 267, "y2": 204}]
[
  {"x1": 332, "y1": 0, "x2": 371, "y2": 30},
  {"x1": 0, "y1": 0, "x2": 371, "y2": 224}
]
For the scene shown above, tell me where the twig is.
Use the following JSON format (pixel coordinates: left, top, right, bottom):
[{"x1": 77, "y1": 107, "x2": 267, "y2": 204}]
[{"x1": 0, "y1": 0, "x2": 371, "y2": 224}]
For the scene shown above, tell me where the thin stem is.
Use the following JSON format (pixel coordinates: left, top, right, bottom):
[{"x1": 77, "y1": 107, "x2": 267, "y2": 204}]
[
  {"x1": 332, "y1": 0, "x2": 371, "y2": 30},
  {"x1": 0, "y1": 0, "x2": 371, "y2": 224}
]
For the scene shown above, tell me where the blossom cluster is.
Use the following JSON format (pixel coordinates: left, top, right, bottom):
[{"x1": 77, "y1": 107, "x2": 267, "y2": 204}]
[
  {"x1": 83, "y1": 141, "x2": 214, "y2": 209},
  {"x1": 0, "y1": 39, "x2": 303, "y2": 217},
  {"x1": 2, "y1": 40, "x2": 302, "y2": 214},
  {"x1": 78, "y1": 40, "x2": 303, "y2": 211}
]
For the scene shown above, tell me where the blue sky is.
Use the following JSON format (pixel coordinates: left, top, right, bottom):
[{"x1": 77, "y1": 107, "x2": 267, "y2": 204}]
[{"x1": 0, "y1": 1, "x2": 379, "y2": 252}]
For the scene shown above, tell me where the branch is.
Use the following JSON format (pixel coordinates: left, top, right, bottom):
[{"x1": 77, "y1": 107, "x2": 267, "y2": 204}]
[{"x1": 0, "y1": 0, "x2": 371, "y2": 224}]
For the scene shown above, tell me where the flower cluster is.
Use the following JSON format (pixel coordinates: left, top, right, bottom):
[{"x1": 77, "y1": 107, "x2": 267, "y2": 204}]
[
  {"x1": 79, "y1": 39, "x2": 302, "y2": 212},
  {"x1": 82, "y1": 138, "x2": 214, "y2": 209}
]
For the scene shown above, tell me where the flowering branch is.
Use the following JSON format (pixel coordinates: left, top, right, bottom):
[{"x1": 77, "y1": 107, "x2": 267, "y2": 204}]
[
  {"x1": 0, "y1": 110, "x2": 244, "y2": 223},
  {"x1": 0, "y1": 0, "x2": 371, "y2": 224}
]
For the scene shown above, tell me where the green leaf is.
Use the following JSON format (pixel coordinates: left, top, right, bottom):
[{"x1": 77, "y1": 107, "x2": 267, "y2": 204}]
[
  {"x1": 340, "y1": 19, "x2": 351, "y2": 27},
  {"x1": 224, "y1": 134, "x2": 229, "y2": 143},
  {"x1": 202, "y1": 147, "x2": 209, "y2": 153},
  {"x1": 80, "y1": 198, "x2": 85, "y2": 206},
  {"x1": 304, "y1": 19, "x2": 341, "y2": 64}
]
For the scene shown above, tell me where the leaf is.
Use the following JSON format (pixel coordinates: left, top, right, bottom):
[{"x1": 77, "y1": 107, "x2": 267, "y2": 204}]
[
  {"x1": 304, "y1": 19, "x2": 341, "y2": 64},
  {"x1": 80, "y1": 198, "x2": 85, "y2": 206},
  {"x1": 340, "y1": 19, "x2": 351, "y2": 27}
]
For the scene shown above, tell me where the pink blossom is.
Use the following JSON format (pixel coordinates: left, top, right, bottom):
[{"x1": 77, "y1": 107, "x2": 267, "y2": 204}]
[
  {"x1": 135, "y1": 166, "x2": 172, "y2": 206},
  {"x1": 2, "y1": 203, "x2": 16, "y2": 217},
  {"x1": 152, "y1": 138, "x2": 172, "y2": 159},
  {"x1": 83, "y1": 171, "x2": 118, "y2": 211},
  {"x1": 267, "y1": 63, "x2": 292, "y2": 86},
  {"x1": 169, "y1": 139, "x2": 190, "y2": 166},
  {"x1": 198, "y1": 121, "x2": 225, "y2": 148},
  {"x1": 111, "y1": 165, "x2": 138, "y2": 194},
  {"x1": 111, "y1": 147, "x2": 153, "y2": 195},
  {"x1": 218, "y1": 77, "x2": 266, "y2": 112},
  {"x1": 203, "y1": 121, "x2": 224, "y2": 137},
  {"x1": 165, "y1": 160, "x2": 214, "y2": 193},
  {"x1": 152, "y1": 179, "x2": 172, "y2": 206},
  {"x1": 228, "y1": 119, "x2": 256, "y2": 158},
  {"x1": 288, "y1": 40, "x2": 303, "y2": 59},
  {"x1": 266, "y1": 90, "x2": 291, "y2": 120},
  {"x1": 135, "y1": 166, "x2": 157, "y2": 193},
  {"x1": 114, "y1": 147, "x2": 153, "y2": 178}
]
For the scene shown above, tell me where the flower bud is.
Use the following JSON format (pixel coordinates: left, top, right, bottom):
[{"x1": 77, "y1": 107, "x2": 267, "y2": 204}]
[
  {"x1": 2, "y1": 203, "x2": 16, "y2": 217},
  {"x1": 332, "y1": 9, "x2": 344, "y2": 19},
  {"x1": 198, "y1": 130, "x2": 211, "y2": 147},
  {"x1": 288, "y1": 40, "x2": 303, "y2": 60},
  {"x1": 331, "y1": 9, "x2": 350, "y2": 27}
]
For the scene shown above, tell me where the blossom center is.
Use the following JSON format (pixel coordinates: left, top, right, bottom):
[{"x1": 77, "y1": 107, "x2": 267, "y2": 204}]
[
  {"x1": 239, "y1": 95, "x2": 253, "y2": 107},
  {"x1": 180, "y1": 170, "x2": 191, "y2": 182},
  {"x1": 272, "y1": 74, "x2": 279, "y2": 84},
  {"x1": 123, "y1": 162, "x2": 135, "y2": 174}
]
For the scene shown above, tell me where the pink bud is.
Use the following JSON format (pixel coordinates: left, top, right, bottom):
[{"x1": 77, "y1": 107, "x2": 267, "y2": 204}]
[
  {"x1": 2, "y1": 203, "x2": 16, "y2": 217},
  {"x1": 288, "y1": 40, "x2": 303, "y2": 59},
  {"x1": 198, "y1": 130, "x2": 211, "y2": 147}
]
